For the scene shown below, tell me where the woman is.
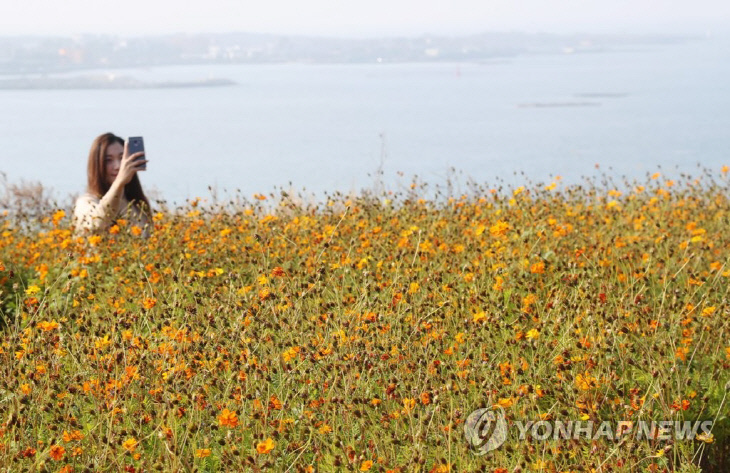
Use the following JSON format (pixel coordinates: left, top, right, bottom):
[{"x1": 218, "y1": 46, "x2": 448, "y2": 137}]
[{"x1": 73, "y1": 132, "x2": 151, "y2": 237}]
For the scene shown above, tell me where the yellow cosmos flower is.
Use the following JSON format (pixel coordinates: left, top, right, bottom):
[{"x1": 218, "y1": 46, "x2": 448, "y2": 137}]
[{"x1": 122, "y1": 437, "x2": 138, "y2": 453}]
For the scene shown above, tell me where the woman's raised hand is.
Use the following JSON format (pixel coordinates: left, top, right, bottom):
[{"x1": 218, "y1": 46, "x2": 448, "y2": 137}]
[{"x1": 116, "y1": 139, "x2": 148, "y2": 185}]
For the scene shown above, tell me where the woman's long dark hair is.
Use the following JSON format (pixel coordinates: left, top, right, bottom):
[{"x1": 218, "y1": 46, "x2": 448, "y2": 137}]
[{"x1": 87, "y1": 132, "x2": 151, "y2": 216}]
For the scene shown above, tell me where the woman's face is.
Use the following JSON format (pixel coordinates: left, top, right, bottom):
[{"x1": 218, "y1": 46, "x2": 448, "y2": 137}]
[{"x1": 104, "y1": 142, "x2": 123, "y2": 186}]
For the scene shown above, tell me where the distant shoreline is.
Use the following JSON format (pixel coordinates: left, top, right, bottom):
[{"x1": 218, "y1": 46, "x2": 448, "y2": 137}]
[
  {"x1": 0, "y1": 31, "x2": 700, "y2": 77},
  {"x1": 0, "y1": 75, "x2": 235, "y2": 90}
]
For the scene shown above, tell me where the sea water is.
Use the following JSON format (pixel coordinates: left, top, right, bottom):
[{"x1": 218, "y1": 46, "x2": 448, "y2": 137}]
[{"x1": 1, "y1": 36, "x2": 729, "y2": 204}]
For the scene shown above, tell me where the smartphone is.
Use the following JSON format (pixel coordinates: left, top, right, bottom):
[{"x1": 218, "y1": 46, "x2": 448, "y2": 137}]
[{"x1": 127, "y1": 136, "x2": 146, "y2": 170}]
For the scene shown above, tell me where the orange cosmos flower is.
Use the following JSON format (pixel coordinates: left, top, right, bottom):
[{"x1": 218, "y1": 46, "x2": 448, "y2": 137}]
[
  {"x1": 575, "y1": 372, "x2": 599, "y2": 391},
  {"x1": 269, "y1": 395, "x2": 283, "y2": 410},
  {"x1": 37, "y1": 320, "x2": 59, "y2": 331},
  {"x1": 218, "y1": 408, "x2": 239, "y2": 428},
  {"x1": 49, "y1": 444, "x2": 65, "y2": 461},
  {"x1": 496, "y1": 398, "x2": 514, "y2": 408},
  {"x1": 142, "y1": 297, "x2": 157, "y2": 309},
  {"x1": 282, "y1": 346, "x2": 299, "y2": 363},
  {"x1": 20, "y1": 447, "x2": 36, "y2": 458},
  {"x1": 256, "y1": 437, "x2": 275, "y2": 454},
  {"x1": 676, "y1": 346, "x2": 690, "y2": 361},
  {"x1": 52, "y1": 209, "x2": 65, "y2": 225},
  {"x1": 492, "y1": 276, "x2": 504, "y2": 291},
  {"x1": 489, "y1": 220, "x2": 510, "y2": 236},
  {"x1": 62, "y1": 430, "x2": 84, "y2": 442}
]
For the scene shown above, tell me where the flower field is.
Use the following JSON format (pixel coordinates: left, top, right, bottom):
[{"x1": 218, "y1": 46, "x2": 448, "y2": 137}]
[{"x1": 1, "y1": 171, "x2": 729, "y2": 472}]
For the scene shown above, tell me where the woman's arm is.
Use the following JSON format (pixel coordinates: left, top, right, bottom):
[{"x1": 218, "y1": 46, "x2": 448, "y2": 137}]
[{"x1": 73, "y1": 181, "x2": 126, "y2": 234}]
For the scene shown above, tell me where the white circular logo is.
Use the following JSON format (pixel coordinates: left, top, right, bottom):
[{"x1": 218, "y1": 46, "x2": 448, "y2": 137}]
[{"x1": 464, "y1": 406, "x2": 508, "y2": 455}]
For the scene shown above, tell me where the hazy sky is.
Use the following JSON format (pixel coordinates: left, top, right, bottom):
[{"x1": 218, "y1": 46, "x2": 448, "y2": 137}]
[{"x1": 2, "y1": 0, "x2": 729, "y2": 37}]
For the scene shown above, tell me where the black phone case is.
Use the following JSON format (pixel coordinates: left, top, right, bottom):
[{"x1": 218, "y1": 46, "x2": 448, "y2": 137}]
[{"x1": 128, "y1": 136, "x2": 146, "y2": 170}]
